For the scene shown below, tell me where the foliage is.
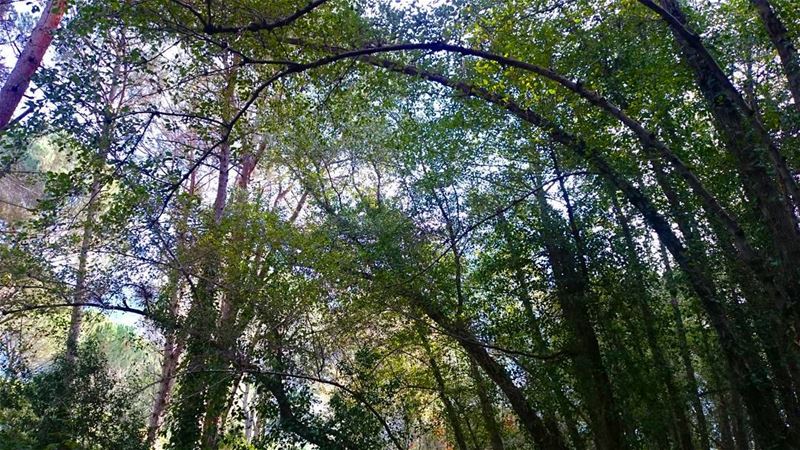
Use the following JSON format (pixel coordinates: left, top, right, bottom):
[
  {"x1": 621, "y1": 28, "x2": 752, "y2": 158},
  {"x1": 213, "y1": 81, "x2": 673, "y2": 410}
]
[
  {"x1": 2, "y1": 0, "x2": 800, "y2": 448},
  {"x1": 0, "y1": 340, "x2": 147, "y2": 450}
]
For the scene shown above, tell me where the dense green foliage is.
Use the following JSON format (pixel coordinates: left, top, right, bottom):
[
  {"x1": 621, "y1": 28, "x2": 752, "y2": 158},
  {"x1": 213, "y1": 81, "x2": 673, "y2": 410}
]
[{"x1": 2, "y1": 0, "x2": 800, "y2": 449}]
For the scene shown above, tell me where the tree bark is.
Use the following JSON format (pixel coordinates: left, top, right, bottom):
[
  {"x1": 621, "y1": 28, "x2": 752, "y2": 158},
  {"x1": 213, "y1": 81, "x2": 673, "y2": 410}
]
[
  {"x1": 243, "y1": 382, "x2": 256, "y2": 443},
  {"x1": 730, "y1": 389, "x2": 751, "y2": 450},
  {"x1": 410, "y1": 296, "x2": 568, "y2": 450},
  {"x1": 534, "y1": 181, "x2": 626, "y2": 450},
  {"x1": 641, "y1": 0, "x2": 800, "y2": 335},
  {"x1": 750, "y1": 0, "x2": 800, "y2": 110},
  {"x1": 261, "y1": 374, "x2": 353, "y2": 449},
  {"x1": 499, "y1": 215, "x2": 586, "y2": 450},
  {"x1": 660, "y1": 245, "x2": 711, "y2": 450},
  {"x1": 146, "y1": 146, "x2": 198, "y2": 446},
  {"x1": 469, "y1": 358, "x2": 505, "y2": 450},
  {"x1": 0, "y1": 0, "x2": 66, "y2": 130},
  {"x1": 418, "y1": 326, "x2": 469, "y2": 450},
  {"x1": 146, "y1": 277, "x2": 185, "y2": 446},
  {"x1": 64, "y1": 175, "x2": 101, "y2": 364},
  {"x1": 64, "y1": 106, "x2": 115, "y2": 364},
  {"x1": 146, "y1": 336, "x2": 183, "y2": 445},
  {"x1": 650, "y1": 160, "x2": 789, "y2": 448},
  {"x1": 610, "y1": 192, "x2": 694, "y2": 450},
  {"x1": 172, "y1": 65, "x2": 238, "y2": 448}
]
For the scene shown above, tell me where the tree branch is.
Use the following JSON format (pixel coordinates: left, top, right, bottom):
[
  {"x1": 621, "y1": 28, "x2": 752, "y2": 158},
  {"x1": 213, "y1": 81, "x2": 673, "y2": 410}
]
[{"x1": 202, "y1": 0, "x2": 329, "y2": 34}]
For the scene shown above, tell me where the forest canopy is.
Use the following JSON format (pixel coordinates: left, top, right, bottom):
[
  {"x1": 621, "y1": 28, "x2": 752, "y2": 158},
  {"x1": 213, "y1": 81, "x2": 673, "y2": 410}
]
[{"x1": 1, "y1": 0, "x2": 800, "y2": 449}]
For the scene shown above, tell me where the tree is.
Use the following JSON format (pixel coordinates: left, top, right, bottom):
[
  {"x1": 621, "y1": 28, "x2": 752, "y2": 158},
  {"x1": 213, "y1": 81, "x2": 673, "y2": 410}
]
[
  {"x1": 3, "y1": 1, "x2": 800, "y2": 448},
  {"x1": 0, "y1": 0, "x2": 67, "y2": 130}
]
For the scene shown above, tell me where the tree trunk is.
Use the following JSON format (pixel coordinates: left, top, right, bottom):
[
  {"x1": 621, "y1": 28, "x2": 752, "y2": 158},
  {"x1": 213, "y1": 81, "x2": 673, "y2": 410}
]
[
  {"x1": 64, "y1": 175, "x2": 101, "y2": 364},
  {"x1": 0, "y1": 0, "x2": 66, "y2": 130},
  {"x1": 243, "y1": 382, "x2": 256, "y2": 443},
  {"x1": 499, "y1": 215, "x2": 586, "y2": 450},
  {"x1": 63, "y1": 107, "x2": 116, "y2": 364},
  {"x1": 418, "y1": 327, "x2": 469, "y2": 450},
  {"x1": 410, "y1": 296, "x2": 568, "y2": 450},
  {"x1": 660, "y1": 246, "x2": 711, "y2": 450},
  {"x1": 610, "y1": 192, "x2": 695, "y2": 450},
  {"x1": 261, "y1": 374, "x2": 352, "y2": 449},
  {"x1": 146, "y1": 155, "x2": 197, "y2": 446},
  {"x1": 212, "y1": 141, "x2": 230, "y2": 224},
  {"x1": 197, "y1": 135, "x2": 233, "y2": 450},
  {"x1": 172, "y1": 62, "x2": 238, "y2": 449},
  {"x1": 146, "y1": 336, "x2": 182, "y2": 446},
  {"x1": 730, "y1": 389, "x2": 752, "y2": 450},
  {"x1": 650, "y1": 160, "x2": 789, "y2": 448},
  {"x1": 469, "y1": 357, "x2": 505, "y2": 450},
  {"x1": 146, "y1": 277, "x2": 185, "y2": 446},
  {"x1": 750, "y1": 0, "x2": 800, "y2": 110},
  {"x1": 643, "y1": 0, "x2": 800, "y2": 338},
  {"x1": 534, "y1": 180, "x2": 626, "y2": 450}
]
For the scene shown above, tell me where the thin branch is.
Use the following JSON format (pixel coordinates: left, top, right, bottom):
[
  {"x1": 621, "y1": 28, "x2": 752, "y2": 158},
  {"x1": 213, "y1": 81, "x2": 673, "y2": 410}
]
[
  {"x1": 0, "y1": 302, "x2": 149, "y2": 320},
  {"x1": 202, "y1": 0, "x2": 329, "y2": 34}
]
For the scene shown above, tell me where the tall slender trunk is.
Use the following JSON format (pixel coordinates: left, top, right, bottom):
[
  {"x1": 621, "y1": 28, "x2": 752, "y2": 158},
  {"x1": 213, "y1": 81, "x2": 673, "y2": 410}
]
[
  {"x1": 171, "y1": 64, "x2": 237, "y2": 448},
  {"x1": 146, "y1": 163, "x2": 197, "y2": 446},
  {"x1": 499, "y1": 216, "x2": 586, "y2": 450},
  {"x1": 717, "y1": 391, "x2": 737, "y2": 450},
  {"x1": 750, "y1": 0, "x2": 800, "y2": 110},
  {"x1": 146, "y1": 334, "x2": 182, "y2": 445},
  {"x1": 730, "y1": 389, "x2": 752, "y2": 450},
  {"x1": 534, "y1": 179, "x2": 626, "y2": 450},
  {"x1": 146, "y1": 276, "x2": 185, "y2": 446},
  {"x1": 243, "y1": 382, "x2": 256, "y2": 443},
  {"x1": 64, "y1": 176, "x2": 101, "y2": 364},
  {"x1": 550, "y1": 161, "x2": 622, "y2": 449},
  {"x1": 658, "y1": 173, "x2": 789, "y2": 449},
  {"x1": 64, "y1": 110, "x2": 115, "y2": 363},
  {"x1": 410, "y1": 295, "x2": 568, "y2": 450},
  {"x1": 212, "y1": 143, "x2": 230, "y2": 225},
  {"x1": 0, "y1": 0, "x2": 66, "y2": 130},
  {"x1": 418, "y1": 327, "x2": 469, "y2": 450},
  {"x1": 201, "y1": 136, "x2": 261, "y2": 447},
  {"x1": 649, "y1": 159, "x2": 789, "y2": 449},
  {"x1": 452, "y1": 394, "x2": 481, "y2": 450},
  {"x1": 659, "y1": 245, "x2": 711, "y2": 450},
  {"x1": 469, "y1": 358, "x2": 505, "y2": 450},
  {"x1": 216, "y1": 374, "x2": 244, "y2": 435},
  {"x1": 550, "y1": 150, "x2": 588, "y2": 275},
  {"x1": 197, "y1": 135, "x2": 233, "y2": 449},
  {"x1": 610, "y1": 192, "x2": 694, "y2": 450},
  {"x1": 698, "y1": 311, "x2": 745, "y2": 450}
]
